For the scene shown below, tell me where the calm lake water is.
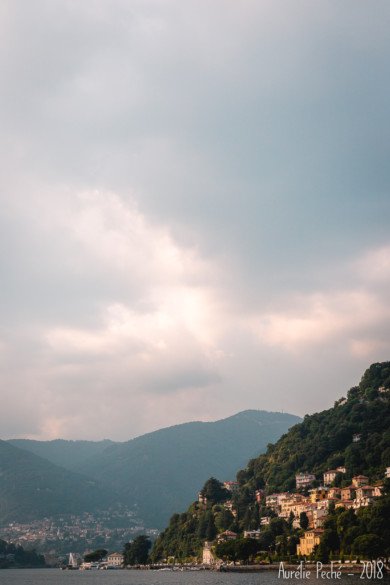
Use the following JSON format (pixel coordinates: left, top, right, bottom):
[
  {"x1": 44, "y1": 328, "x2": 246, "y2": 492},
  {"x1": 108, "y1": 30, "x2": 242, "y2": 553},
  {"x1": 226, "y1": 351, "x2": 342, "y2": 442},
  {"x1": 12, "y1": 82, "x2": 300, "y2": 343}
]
[{"x1": 0, "y1": 569, "x2": 388, "y2": 585}]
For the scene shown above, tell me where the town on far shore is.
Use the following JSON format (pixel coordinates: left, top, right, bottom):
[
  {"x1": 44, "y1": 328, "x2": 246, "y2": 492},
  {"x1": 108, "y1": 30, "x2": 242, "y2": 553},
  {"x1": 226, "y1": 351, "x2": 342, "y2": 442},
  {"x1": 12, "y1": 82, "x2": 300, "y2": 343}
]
[{"x1": 56, "y1": 464, "x2": 390, "y2": 570}]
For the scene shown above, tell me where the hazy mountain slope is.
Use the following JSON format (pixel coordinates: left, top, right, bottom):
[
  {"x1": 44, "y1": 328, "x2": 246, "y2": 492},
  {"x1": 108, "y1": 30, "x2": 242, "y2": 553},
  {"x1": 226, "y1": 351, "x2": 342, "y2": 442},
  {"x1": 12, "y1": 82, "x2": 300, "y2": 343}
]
[
  {"x1": 8, "y1": 438, "x2": 114, "y2": 470},
  {"x1": 75, "y1": 410, "x2": 300, "y2": 527},
  {"x1": 0, "y1": 440, "x2": 115, "y2": 524}
]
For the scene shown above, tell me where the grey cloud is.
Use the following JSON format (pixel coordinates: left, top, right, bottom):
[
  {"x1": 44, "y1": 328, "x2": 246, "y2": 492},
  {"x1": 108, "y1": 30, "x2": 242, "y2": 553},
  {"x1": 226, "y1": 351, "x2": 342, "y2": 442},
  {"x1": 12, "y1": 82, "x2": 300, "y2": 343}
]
[{"x1": 0, "y1": 0, "x2": 389, "y2": 439}]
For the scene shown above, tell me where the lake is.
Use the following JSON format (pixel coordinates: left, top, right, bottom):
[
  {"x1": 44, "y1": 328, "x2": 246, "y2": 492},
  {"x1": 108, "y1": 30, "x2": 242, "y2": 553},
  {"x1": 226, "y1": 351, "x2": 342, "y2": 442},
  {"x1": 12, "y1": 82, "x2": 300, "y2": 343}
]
[{"x1": 0, "y1": 569, "x2": 388, "y2": 585}]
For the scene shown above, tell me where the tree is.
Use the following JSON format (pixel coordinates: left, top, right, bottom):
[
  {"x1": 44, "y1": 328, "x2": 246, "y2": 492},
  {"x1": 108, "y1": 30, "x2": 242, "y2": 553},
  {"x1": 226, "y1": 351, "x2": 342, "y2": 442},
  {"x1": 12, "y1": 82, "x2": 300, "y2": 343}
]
[
  {"x1": 84, "y1": 549, "x2": 107, "y2": 562},
  {"x1": 300, "y1": 512, "x2": 309, "y2": 530},
  {"x1": 215, "y1": 540, "x2": 238, "y2": 563},
  {"x1": 352, "y1": 534, "x2": 385, "y2": 560},
  {"x1": 197, "y1": 514, "x2": 208, "y2": 539},
  {"x1": 319, "y1": 528, "x2": 340, "y2": 559},
  {"x1": 342, "y1": 526, "x2": 362, "y2": 555},
  {"x1": 215, "y1": 538, "x2": 259, "y2": 564},
  {"x1": 235, "y1": 538, "x2": 260, "y2": 563},
  {"x1": 256, "y1": 529, "x2": 274, "y2": 551},
  {"x1": 205, "y1": 512, "x2": 217, "y2": 541},
  {"x1": 124, "y1": 535, "x2": 151, "y2": 565},
  {"x1": 200, "y1": 478, "x2": 230, "y2": 503},
  {"x1": 215, "y1": 508, "x2": 235, "y2": 532}
]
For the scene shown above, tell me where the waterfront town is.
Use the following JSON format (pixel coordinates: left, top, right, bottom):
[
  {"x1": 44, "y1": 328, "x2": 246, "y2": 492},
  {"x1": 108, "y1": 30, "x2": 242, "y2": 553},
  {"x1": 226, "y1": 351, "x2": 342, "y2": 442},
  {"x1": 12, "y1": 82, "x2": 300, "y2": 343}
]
[
  {"x1": 201, "y1": 466, "x2": 389, "y2": 565},
  {"x1": 1, "y1": 466, "x2": 388, "y2": 568},
  {"x1": 0, "y1": 507, "x2": 158, "y2": 566}
]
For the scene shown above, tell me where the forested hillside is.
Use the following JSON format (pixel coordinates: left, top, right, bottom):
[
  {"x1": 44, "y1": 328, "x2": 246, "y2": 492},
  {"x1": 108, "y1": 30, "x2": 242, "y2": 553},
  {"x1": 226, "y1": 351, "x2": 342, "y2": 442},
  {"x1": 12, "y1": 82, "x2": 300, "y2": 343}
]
[
  {"x1": 238, "y1": 362, "x2": 390, "y2": 495},
  {"x1": 152, "y1": 362, "x2": 390, "y2": 561}
]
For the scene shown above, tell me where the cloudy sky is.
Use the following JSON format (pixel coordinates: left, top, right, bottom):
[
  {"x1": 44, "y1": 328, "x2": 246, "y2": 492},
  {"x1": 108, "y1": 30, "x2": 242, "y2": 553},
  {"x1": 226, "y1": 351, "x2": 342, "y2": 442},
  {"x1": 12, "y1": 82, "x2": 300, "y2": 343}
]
[{"x1": 1, "y1": 0, "x2": 389, "y2": 440}]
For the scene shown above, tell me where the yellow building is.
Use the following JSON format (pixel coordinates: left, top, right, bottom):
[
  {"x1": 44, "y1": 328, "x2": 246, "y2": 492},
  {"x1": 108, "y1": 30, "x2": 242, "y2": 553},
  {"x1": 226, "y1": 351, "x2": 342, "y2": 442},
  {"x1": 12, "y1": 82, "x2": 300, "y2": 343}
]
[
  {"x1": 297, "y1": 529, "x2": 324, "y2": 556},
  {"x1": 341, "y1": 486, "x2": 355, "y2": 500},
  {"x1": 309, "y1": 488, "x2": 328, "y2": 503}
]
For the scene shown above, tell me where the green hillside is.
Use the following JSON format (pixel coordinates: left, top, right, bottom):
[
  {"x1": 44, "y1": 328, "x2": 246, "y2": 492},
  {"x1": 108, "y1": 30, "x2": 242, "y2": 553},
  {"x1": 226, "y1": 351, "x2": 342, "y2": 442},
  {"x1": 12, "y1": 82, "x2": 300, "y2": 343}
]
[
  {"x1": 238, "y1": 362, "x2": 390, "y2": 495},
  {"x1": 152, "y1": 362, "x2": 390, "y2": 561},
  {"x1": 0, "y1": 441, "x2": 115, "y2": 524}
]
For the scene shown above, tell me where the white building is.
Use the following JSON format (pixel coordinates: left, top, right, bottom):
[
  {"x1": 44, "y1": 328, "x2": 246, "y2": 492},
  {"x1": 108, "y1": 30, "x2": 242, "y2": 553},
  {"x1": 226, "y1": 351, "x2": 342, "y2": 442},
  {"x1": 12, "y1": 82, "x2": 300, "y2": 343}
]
[
  {"x1": 323, "y1": 468, "x2": 346, "y2": 485},
  {"x1": 296, "y1": 473, "x2": 316, "y2": 489},
  {"x1": 244, "y1": 529, "x2": 262, "y2": 539}
]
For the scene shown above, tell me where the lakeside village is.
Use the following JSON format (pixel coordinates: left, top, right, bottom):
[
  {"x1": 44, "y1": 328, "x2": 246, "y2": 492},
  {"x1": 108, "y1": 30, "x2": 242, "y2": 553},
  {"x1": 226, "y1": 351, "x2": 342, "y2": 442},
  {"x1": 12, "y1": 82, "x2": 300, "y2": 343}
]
[
  {"x1": 200, "y1": 464, "x2": 390, "y2": 567},
  {"x1": 0, "y1": 507, "x2": 158, "y2": 567},
  {"x1": 7, "y1": 462, "x2": 387, "y2": 570}
]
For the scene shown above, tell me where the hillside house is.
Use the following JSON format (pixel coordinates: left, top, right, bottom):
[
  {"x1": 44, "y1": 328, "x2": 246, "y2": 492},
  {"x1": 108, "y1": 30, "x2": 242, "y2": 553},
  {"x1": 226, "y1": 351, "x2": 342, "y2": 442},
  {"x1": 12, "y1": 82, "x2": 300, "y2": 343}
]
[
  {"x1": 328, "y1": 487, "x2": 341, "y2": 499},
  {"x1": 312, "y1": 508, "x2": 328, "y2": 528},
  {"x1": 323, "y1": 470, "x2": 338, "y2": 485},
  {"x1": 217, "y1": 530, "x2": 237, "y2": 542},
  {"x1": 297, "y1": 529, "x2": 324, "y2": 556},
  {"x1": 341, "y1": 486, "x2": 356, "y2": 500},
  {"x1": 296, "y1": 473, "x2": 316, "y2": 489},
  {"x1": 244, "y1": 529, "x2": 262, "y2": 539},
  {"x1": 309, "y1": 487, "x2": 328, "y2": 503},
  {"x1": 323, "y1": 467, "x2": 346, "y2": 485},
  {"x1": 336, "y1": 499, "x2": 354, "y2": 509},
  {"x1": 352, "y1": 475, "x2": 369, "y2": 487}
]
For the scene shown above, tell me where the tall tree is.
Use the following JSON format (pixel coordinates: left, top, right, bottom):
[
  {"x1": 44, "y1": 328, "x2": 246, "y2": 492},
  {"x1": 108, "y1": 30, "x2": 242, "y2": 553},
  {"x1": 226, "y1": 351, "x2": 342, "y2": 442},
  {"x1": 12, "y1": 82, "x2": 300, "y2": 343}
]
[{"x1": 124, "y1": 535, "x2": 151, "y2": 565}]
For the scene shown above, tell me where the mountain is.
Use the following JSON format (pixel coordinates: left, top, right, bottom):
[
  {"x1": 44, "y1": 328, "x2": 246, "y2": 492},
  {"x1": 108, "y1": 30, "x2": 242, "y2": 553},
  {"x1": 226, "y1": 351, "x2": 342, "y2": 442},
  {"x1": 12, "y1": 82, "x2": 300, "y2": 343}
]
[
  {"x1": 8, "y1": 438, "x2": 114, "y2": 470},
  {"x1": 4, "y1": 410, "x2": 300, "y2": 528},
  {"x1": 0, "y1": 440, "x2": 115, "y2": 524},
  {"x1": 152, "y1": 362, "x2": 390, "y2": 560},
  {"x1": 70, "y1": 410, "x2": 300, "y2": 528}
]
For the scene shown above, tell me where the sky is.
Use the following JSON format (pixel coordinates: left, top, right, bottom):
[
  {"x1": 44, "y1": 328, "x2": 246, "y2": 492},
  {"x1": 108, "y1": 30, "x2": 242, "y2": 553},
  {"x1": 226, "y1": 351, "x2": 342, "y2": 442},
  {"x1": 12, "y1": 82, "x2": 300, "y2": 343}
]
[{"x1": 1, "y1": 0, "x2": 389, "y2": 441}]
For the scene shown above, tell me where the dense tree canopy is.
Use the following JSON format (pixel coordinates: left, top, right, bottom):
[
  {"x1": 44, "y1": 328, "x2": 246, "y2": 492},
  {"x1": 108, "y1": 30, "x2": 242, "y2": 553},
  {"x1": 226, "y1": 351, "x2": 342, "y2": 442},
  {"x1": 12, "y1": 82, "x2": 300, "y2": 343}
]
[
  {"x1": 124, "y1": 535, "x2": 151, "y2": 565},
  {"x1": 0, "y1": 539, "x2": 45, "y2": 569},
  {"x1": 84, "y1": 549, "x2": 107, "y2": 562}
]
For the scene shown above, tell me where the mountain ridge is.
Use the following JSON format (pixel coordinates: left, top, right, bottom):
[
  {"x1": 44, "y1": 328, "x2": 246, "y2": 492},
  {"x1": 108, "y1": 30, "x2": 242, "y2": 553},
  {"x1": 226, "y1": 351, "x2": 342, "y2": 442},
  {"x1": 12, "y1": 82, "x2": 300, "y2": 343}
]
[{"x1": 4, "y1": 409, "x2": 300, "y2": 528}]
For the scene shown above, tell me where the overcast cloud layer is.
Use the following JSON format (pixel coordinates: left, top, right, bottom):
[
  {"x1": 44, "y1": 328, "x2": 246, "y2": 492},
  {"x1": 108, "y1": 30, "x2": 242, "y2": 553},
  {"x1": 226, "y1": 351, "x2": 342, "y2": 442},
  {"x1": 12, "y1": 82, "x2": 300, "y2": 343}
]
[{"x1": 1, "y1": 0, "x2": 389, "y2": 440}]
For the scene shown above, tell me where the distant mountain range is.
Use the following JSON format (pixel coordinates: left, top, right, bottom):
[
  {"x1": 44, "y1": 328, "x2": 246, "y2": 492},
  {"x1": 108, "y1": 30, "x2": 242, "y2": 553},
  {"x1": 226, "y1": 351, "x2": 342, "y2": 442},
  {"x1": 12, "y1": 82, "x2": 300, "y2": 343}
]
[
  {"x1": 3, "y1": 410, "x2": 300, "y2": 528},
  {"x1": 8, "y1": 438, "x2": 114, "y2": 470},
  {"x1": 0, "y1": 440, "x2": 114, "y2": 524}
]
